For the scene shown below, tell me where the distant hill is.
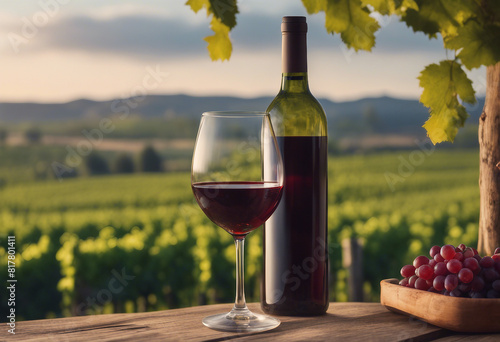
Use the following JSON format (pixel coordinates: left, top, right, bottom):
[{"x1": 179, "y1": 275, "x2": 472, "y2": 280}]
[{"x1": 0, "y1": 94, "x2": 484, "y2": 137}]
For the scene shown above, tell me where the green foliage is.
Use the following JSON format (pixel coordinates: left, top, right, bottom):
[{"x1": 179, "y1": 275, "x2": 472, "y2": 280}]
[
  {"x1": 188, "y1": 0, "x2": 500, "y2": 143},
  {"x1": 418, "y1": 60, "x2": 475, "y2": 143},
  {"x1": 85, "y1": 152, "x2": 110, "y2": 176},
  {"x1": 360, "y1": 0, "x2": 418, "y2": 16},
  {"x1": 445, "y1": 21, "x2": 500, "y2": 69},
  {"x1": 186, "y1": 0, "x2": 238, "y2": 60},
  {"x1": 0, "y1": 128, "x2": 7, "y2": 144},
  {"x1": 24, "y1": 126, "x2": 42, "y2": 144},
  {"x1": 402, "y1": 0, "x2": 478, "y2": 38},
  {"x1": 0, "y1": 150, "x2": 480, "y2": 318},
  {"x1": 112, "y1": 153, "x2": 135, "y2": 174},
  {"x1": 0, "y1": 145, "x2": 71, "y2": 184},
  {"x1": 304, "y1": 0, "x2": 380, "y2": 51},
  {"x1": 139, "y1": 145, "x2": 163, "y2": 172},
  {"x1": 19, "y1": 118, "x2": 199, "y2": 141}
]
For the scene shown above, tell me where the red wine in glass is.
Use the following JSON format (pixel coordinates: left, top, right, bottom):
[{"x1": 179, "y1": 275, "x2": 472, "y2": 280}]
[{"x1": 192, "y1": 181, "x2": 283, "y2": 237}]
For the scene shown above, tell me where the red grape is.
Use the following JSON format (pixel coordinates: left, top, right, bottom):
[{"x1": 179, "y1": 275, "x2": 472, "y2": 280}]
[
  {"x1": 397, "y1": 243, "x2": 500, "y2": 299},
  {"x1": 480, "y1": 256, "x2": 495, "y2": 268},
  {"x1": 458, "y1": 282, "x2": 471, "y2": 293},
  {"x1": 434, "y1": 253, "x2": 445, "y2": 263},
  {"x1": 447, "y1": 259, "x2": 463, "y2": 274},
  {"x1": 470, "y1": 276, "x2": 485, "y2": 292},
  {"x1": 429, "y1": 245, "x2": 441, "y2": 258},
  {"x1": 482, "y1": 268, "x2": 500, "y2": 282},
  {"x1": 415, "y1": 277, "x2": 431, "y2": 291},
  {"x1": 463, "y1": 247, "x2": 474, "y2": 259},
  {"x1": 408, "y1": 275, "x2": 418, "y2": 288},
  {"x1": 453, "y1": 252, "x2": 464, "y2": 261},
  {"x1": 463, "y1": 257, "x2": 480, "y2": 272},
  {"x1": 433, "y1": 275, "x2": 446, "y2": 291},
  {"x1": 441, "y1": 245, "x2": 456, "y2": 260},
  {"x1": 417, "y1": 264, "x2": 434, "y2": 280},
  {"x1": 495, "y1": 258, "x2": 500, "y2": 273},
  {"x1": 444, "y1": 274, "x2": 458, "y2": 291},
  {"x1": 492, "y1": 280, "x2": 500, "y2": 291},
  {"x1": 486, "y1": 290, "x2": 500, "y2": 299},
  {"x1": 458, "y1": 268, "x2": 473, "y2": 283},
  {"x1": 434, "y1": 262, "x2": 448, "y2": 276},
  {"x1": 413, "y1": 255, "x2": 429, "y2": 268},
  {"x1": 400, "y1": 264, "x2": 416, "y2": 278}
]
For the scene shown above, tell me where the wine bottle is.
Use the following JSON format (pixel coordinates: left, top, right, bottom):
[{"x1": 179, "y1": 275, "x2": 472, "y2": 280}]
[{"x1": 261, "y1": 16, "x2": 329, "y2": 316}]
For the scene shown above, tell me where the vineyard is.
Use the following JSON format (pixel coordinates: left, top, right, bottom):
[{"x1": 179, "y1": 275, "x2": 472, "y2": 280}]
[{"x1": 0, "y1": 148, "x2": 480, "y2": 320}]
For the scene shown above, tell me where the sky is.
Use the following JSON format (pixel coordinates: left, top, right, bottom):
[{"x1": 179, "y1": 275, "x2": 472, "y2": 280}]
[{"x1": 0, "y1": 0, "x2": 487, "y2": 103}]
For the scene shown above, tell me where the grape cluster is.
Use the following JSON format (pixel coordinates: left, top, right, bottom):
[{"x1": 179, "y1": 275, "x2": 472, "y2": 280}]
[{"x1": 399, "y1": 244, "x2": 500, "y2": 298}]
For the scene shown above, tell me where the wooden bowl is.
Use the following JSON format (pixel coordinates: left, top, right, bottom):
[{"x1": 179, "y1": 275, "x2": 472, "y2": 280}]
[{"x1": 380, "y1": 278, "x2": 500, "y2": 333}]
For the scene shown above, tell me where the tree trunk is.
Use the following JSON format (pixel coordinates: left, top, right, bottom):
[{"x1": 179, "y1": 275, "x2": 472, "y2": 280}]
[{"x1": 478, "y1": 62, "x2": 500, "y2": 255}]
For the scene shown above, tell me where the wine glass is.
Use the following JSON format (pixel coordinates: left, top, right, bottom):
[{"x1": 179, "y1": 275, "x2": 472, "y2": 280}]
[{"x1": 191, "y1": 111, "x2": 284, "y2": 332}]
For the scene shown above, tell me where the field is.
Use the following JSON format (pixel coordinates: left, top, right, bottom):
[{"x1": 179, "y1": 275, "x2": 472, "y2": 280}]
[{"x1": 0, "y1": 147, "x2": 480, "y2": 320}]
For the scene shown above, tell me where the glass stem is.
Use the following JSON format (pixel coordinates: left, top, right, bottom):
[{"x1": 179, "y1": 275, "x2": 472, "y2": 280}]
[{"x1": 233, "y1": 237, "x2": 247, "y2": 311}]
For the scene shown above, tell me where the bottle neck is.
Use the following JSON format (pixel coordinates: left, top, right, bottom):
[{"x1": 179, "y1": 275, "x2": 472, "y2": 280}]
[
  {"x1": 280, "y1": 73, "x2": 309, "y2": 93},
  {"x1": 282, "y1": 31, "x2": 307, "y2": 74},
  {"x1": 281, "y1": 22, "x2": 308, "y2": 93}
]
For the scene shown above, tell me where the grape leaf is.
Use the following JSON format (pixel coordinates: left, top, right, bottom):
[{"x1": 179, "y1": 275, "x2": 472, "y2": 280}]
[
  {"x1": 418, "y1": 60, "x2": 476, "y2": 144},
  {"x1": 209, "y1": 0, "x2": 238, "y2": 29},
  {"x1": 360, "y1": 0, "x2": 417, "y2": 15},
  {"x1": 445, "y1": 21, "x2": 500, "y2": 69},
  {"x1": 362, "y1": 0, "x2": 392, "y2": 15},
  {"x1": 204, "y1": 16, "x2": 232, "y2": 61},
  {"x1": 185, "y1": 0, "x2": 235, "y2": 61},
  {"x1": 402, "y1": 0, "x2": 478, "y2": 38},
  {"x1": 302, "y1": 0, "x2": 327, "y2": 14},
  {"x1": 399, "y1": 0, "x2": 419, "y2": 12},
  {"x1": 422, "y1": 103, "x2": 468, "y2": 145},
  {"x1": 403, "y1": 8, "x2": 439, "y2": 38},
  {"x1": 185, "y1": 0, "x2": 209, "y2": 13},
  {"x1": 324, "y1": 0, "x2": 380, "y2": 51}
]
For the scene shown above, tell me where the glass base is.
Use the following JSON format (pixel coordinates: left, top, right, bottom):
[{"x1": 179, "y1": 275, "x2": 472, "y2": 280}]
[{"x1": 202, "y1": 307, "x2": 280, "y2": 333}]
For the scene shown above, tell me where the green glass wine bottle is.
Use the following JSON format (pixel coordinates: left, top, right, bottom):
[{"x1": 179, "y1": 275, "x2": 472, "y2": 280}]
[{"x1": 261, "y1": 16, "x2": 329, "y2": 316}]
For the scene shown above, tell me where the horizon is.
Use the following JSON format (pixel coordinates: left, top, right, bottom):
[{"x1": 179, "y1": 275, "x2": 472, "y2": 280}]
[{"x1": 0, "y1": 91, "x2": 426, "y2": 105}]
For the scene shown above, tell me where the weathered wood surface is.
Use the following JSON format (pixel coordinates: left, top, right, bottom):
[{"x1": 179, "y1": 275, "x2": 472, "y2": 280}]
[{"x1": 5, "y1": 302, "x2": 500, "y2": 341}]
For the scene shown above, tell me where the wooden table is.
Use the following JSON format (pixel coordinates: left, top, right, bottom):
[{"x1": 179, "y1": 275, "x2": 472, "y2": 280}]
[{"x1": 7, "y1": 303, "x2": 500, "y2": 341}]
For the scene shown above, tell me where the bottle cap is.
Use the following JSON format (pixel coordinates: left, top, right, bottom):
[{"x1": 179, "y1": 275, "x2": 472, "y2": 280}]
[{"x1": 281, "y1": 16, "x2": 307, "y2": 33}]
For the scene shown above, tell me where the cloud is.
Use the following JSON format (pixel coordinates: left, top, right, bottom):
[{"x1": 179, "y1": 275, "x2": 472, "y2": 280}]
[
  {"x1": 2, "y1": 14, "x2": 211, "y2": 58},
  {"x1": 2, "y1": 11, "x2": 444, "y2": 59}
]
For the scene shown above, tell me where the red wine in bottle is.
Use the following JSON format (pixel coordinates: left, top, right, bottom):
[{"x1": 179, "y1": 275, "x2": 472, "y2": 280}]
[{"x1": 261, "y1": 16, "x2": 329, "y2": 316}]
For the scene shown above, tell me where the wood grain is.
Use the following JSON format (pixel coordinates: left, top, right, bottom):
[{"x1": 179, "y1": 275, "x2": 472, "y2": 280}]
[
  {"x1": 478, "y1": 61, "x2": 500, "y2": 255},
  {"x1": 4, "y1": 302, "x2": 457, "y2": 342},
  {"x1": 381, "y1": 279, "x2": 500, "y2": 333}
]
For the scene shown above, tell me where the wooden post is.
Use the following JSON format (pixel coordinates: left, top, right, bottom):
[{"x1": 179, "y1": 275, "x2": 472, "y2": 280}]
[
  {"x1": 342, "y1": 237, "x2": 364, "y2": 302},
  {"x1": 478, "y1": 62, "x2": 500, "y2": 255}
]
